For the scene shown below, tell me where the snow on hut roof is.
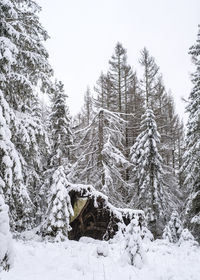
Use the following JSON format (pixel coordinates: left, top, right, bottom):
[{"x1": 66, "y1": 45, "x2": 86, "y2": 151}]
[{"x1": 68, "y1": 182, "x2": 145, "y2": 223}]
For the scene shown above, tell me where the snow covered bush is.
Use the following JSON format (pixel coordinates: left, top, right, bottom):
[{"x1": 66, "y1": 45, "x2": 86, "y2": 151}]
[
  {"x1": 41, "y1": 166, "x2": 74, "y2": 242},
  {"x1": 178, "y1": 228, "x2": 198, "y2": 247},
  {"x1": 0, "y1": 193, "x2": 14, "y2": 272},
  {"x1": 140, "y1": 226, "x2": 154, "y2": 243},
  {"x1": 162, "y1": 210, "x2": 183, "y2": 243},
  {"x1": 124, "y1": 218, "x2": 145, "y2": 268},
  {"x1": 112, "y1": 209, "x2": 153, "y2": 244}
]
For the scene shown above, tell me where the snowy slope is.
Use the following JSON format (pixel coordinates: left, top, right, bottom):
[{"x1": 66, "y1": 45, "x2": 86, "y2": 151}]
[{"x1": 1, "y1": 238, "x2": 200, "y2": 280}]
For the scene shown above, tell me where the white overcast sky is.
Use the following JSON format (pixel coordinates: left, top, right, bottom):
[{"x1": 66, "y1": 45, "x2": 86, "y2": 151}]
[{"x1": 37, "y1": 0, "x2": 200, "y2": 120}]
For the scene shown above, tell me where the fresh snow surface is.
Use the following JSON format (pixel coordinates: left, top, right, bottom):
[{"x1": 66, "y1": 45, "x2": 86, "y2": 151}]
[{"x1": 1, "y1": 237, "x2": 200, "y2": 280}]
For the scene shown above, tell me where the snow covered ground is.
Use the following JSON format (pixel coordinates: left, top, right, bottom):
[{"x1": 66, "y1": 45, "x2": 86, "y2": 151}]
[{"x1": 1, "y1": 237, "x2": 200, "y2": 280}]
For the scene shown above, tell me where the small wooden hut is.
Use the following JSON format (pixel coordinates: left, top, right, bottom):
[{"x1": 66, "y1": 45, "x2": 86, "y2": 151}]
[{"x1": 68, "y1": 184, "x2": 145, "y2": 240}]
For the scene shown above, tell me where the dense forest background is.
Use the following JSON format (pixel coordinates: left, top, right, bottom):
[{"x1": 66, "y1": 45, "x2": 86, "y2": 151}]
[{"x1": 0, "y1": 0, "x2": 199, "y2": 265}]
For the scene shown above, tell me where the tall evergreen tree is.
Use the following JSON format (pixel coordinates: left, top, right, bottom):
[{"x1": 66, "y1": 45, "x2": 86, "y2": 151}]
[
  {"x1": 130, "y1": 109, "x2": 167, "y2": 238},
  {"x1": 139, "y1": 49, "x2": 184, "y2": 181},
  {"x1": 41, "y1": 166, "x2": 73, "y2": 241},
  {"x1": 183, "y1": 26, "x2": 200, "y2": 243},
  {"x1": 0, "y1": 0, "x2": 53, "y2": 230},
  {"x1": 0, "y1": 91, "x2": 32, "y2": 231},
  {"x1": 49, "y1": 81, "x2": 73, "y2": 166},
  {"x1": 40, "y1": 81, "x2": 73, "y2": 222},
  {"x1": 0, "y1": 0, "x2": 53, "y2": 112}
]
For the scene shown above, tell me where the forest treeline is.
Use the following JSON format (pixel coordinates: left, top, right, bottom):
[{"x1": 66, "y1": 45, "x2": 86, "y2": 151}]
[{"x1": 0, "y1": 0, "x2": 199, "y2": 262}]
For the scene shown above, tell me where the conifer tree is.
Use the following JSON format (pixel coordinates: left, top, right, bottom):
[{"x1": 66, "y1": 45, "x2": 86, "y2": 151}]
[
  {"x1": 139, "y1": 47, "x2": 159, "y2": 108},
  {"x1": 125, "y1": 72, "x2": 144, "y2": 145},
  {"x1": 0, "y1": 91, "x2": 32, "y2": 231},
  {"x1": 0, "y1": 0, "x2": 53, "y2": 112},
  {"x1": 94, "y1": 72, "x2": 115, "y2": 111},
  {"x1": 108, "y1": 42, "x2": 127, "y2": 112},
  {"x1": 49, "y1": 81, "x2": 73, "y2": 166},
  {"x1": 41, "y1": 166, "x2": 73, "y2": 241},
  {"x1": 70, "y1": 109, "x2": 130, "y2": 206},
  {"x1": 183, "y1": 26, "x2": 200, "y2": 243},
  {"x1": 94, "y1": 55, "x2": 136, "y2": 183},
  {"x1": 125, "y1": 217, "x2": 145, "y2": 268},
  {"x1": 162, "y1": 210, "x2": 183, "y2": 243},
  {"x1": 83, "y1": 87, "x2": 93, "y2": 126},
  {"x1": 178, "y1": 228, "x2": 198, "y2": 247},
  {"x1": 27, "y1": 95, "x2": 51, "y2": 224},
  {"x1": 40, "y1": 81, "x2": 73, "y2": 223},
  {"x1": 130, "y1": 109, "x2": 167, "y2": 238},
  {"x1": 0, "y1": 0, "x2": 53, "y2": 230},
  {"x1": 108, "y1": 42, "x2": 134, "y2": 113},
  {"x1": 140, "y1": 48, "x2": 159, "y2": 109}
]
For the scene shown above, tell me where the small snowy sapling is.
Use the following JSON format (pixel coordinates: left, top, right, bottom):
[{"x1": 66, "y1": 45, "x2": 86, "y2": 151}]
[
  {"x1": 178, "y1": 228, "x2": 198, "y2": 247},
  {"x1": 162, "y1": 210, "x2": 183, "y2": 243},
  {"x1": 41, "y1": 166, "x2": 73, "y2": 241},
  {"x1": 124, "y1": 218, "x2": 145, "y2": 268}
]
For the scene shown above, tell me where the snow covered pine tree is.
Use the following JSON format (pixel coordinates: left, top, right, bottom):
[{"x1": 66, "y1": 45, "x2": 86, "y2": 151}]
[
  {"x1": 49, "y1": 81, "x2": 73, "y2": 167},
  {"x1": 0, "y1": 0, "x2": 53, "y2": 230},
  {"x1": 124, "y1": 216, "x2": 145, "y2": 268},
  {"x1": 41, "y1": 166, "x2": 73, "y2": 241},
  {"x1": 182, "y1": 26, "x2": 200, "y2": 243},
  {"x1": 162, "y1": 210, "x2": 183, "y2": 243},
  {"x1": 130, "y1": 109, "x2": 167, "y2": 238}
]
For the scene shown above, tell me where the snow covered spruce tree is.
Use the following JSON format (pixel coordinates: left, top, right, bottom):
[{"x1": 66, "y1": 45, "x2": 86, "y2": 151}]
[
  {"x1": 39, "y1": 81, "x2": 74, "y2": 239},
  {"x1": 178, "y1": 228, "x2": 198, "y2": 247},
  {"x1": 25, "y1": 95, "x2": 51, "y2": 225},
  {"x1": 0, "y1": 190, "x2": 13, "y2": 272},
  {"x1": 130, "y1": 108, "x2": 167, "y2": 238},
  {"x1": 124, "y1": 217, "x2": 145, "y2": 268},
  {"x1": 70, "y1": 109, "x2": 130, "y2": 206},
  {"x1": 49, "y1": 81, "x2": 73, "y2": 167},
  {"x1": 0, "y1": 0, "x2": 53, "y2": 112},
  {"x1": 0, "y1": 0, "x2": 53, "y2": 230},
  {"x1": 182, "y1": 26, "x2": 200, "y2": 243},
  {"x1": 41, "y1": 166, "x2": 73, "y2": 241},
  {"x1": 162, "y1": 210, "x2": 183, "y2": 243},
  {"x1": 139, "y1": 49, "x2": 184, "y2": 175},
  {"x1": 0, "y1": 91, "x2": 32, "y2": 231}
]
